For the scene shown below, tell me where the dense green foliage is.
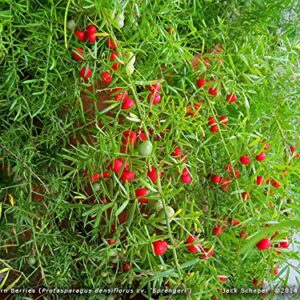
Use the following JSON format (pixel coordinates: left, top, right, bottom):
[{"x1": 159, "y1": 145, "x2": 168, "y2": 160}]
[{"x1": 0, "y1": 1, "x2": 299, "y2": 299}]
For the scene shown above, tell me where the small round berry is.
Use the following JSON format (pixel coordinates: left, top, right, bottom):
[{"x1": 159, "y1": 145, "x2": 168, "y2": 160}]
[
  {"x1": 226, "y1": 93, "x2": 237, "y2": 103},
  {"x1": 240, "y1": 155, "x2": 251, "y2": 165},
  {"x1": 101, "y1": 71, "x2": 113, "y2": 84},
  {"x1": 256, "y1": 152, "x2": 266, "y2": 161},
  {"x1": 197, "y1": 78, "x2": 205, "y2": 88},
  {"x1": 72, "y1": 48, "x2": 84, "y2": 61},
  {"x1": 256, "y1": 238, "x2": 271, "y2": 251},
  {"x1": 75, "y1": 30, "x2": 86, "y2": 41},
  {"x1": 208, "y1": 87, "x2": 218, "y2": 96},
  {"x1": 79, "y1": 66, "x2": 92, "y2": 80}
]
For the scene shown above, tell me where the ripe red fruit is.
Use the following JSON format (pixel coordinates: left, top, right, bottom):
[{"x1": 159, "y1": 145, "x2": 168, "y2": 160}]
[
  {"x1": 212, "y1": 298, "x2": 219, "y2": 300},
  {"x1": 253, "y1": 279, "x2": 263, "y2": 287},
  {"x1": 218, "y1": 275, "x2": 227, "y2": 283},
  {"x1": 220, "y1": 177, "x2": 232, "y2": 191},
  {"x1": 135, "y1": 187, "x2": 149, "y2": 203},
  {"x1": 137, "y1": 129, "x2": 147, "y2": 142},
  {"x1": 256, "y1": 152, "x2": 266, "y2": 161},
  {"x1": 79, "y1": 66, "x2": 92, "y2": 80},
  {"x1": 196, "y1": 78, "x2": 205, "y2": 88},
  {"x1": 226, "y1": 93, "x2": 237, "y2": 103},
  {"x1": 264, "y1": 143, "x2": 271, "y2": 150},
  {"x1": 113, "y1": 88, "x2": 129, "y2": 101},
  {"x1": 107, "y1": 38, "x2": 116, "y2": 49},
  {"x1": 256, "y1": 175, "x2": 264, "y2": 185},
  {"x1": 241, "y1": 192, "x2": 250, "y2": 200},
  {"x1": 213, "y1": 225, "x2": 225, "y2": 236},
  {"x1": 208, "y1": 87, "x2": 218, "y2": 96},
  {"x1": 86, "y1": 31, "x2": 96, "y2": 43},
  {"x1": 219, "y1": 115, "x2": 228, "y2": 125},
  {"x1": 121, "y1": 170, "x2": 135, "y2": 183},
  {"x1": 86, "y1": 24, "x2": 97, "y2": 33},
  {"x1": 272, "y1": 180, "x2": 280, "y2": 188},
  {"x1": 148, "y1": 83, "x2": 161, "y2": 93},
  {"x1": 225, "y1": 164, "x2": 233, "y2": 173},
  {"x1": 91, "y1": 173, "x2": 101, "y2": 182},
  {"x1": 107, "y1": 239, "x2": 116, "y2": 245},
  {"x1": 123, "y1": 263, "x2": 131, "y2": 272},
  {"x1": 103, "y1": 171, "x2": 111, "y2": 178},
  {"x1": 279, "y1": 239, "x2": 289, "y2": 248},
  {"x1": 111, "y1": 158, "x2": 124, "y2": 173},
  {"x1": 273, "y1": 267, "x2": 279, "y2": 276},
  {"x1": 210, "y1": 125, "x2": 219, "y2": 133},
  {"x1": 181, "y1": 168, "x2": 192, "y2": 184},
  {"x1": 256, "y1": 238, "x2": 271, "y2": 251},
  {"x1": 75, "y1": 29, "x2": 86, "y2": 41},
  {"x1": 172, "y1": 146, "x2": 182, "y2": 157},
  {"x1": 101, "y1": 71, "x2": 113, "y2": 84},
  {"x1": 240, "y1": 155, "x2": 250, "y2": 165},
  {"x1": 229, "y1": 218, "x2": 240, "y2": 226},
  {"x1": 200, "y1": 247, "x2": 214, "y2": 259},
  {"x1": 233, "y1": 170, "x2": 240, "y2": 178},
  {"x1": 211, "y1": 174, "x2": 221, "y2": 184},
  {"x1": 290, "y1": 145, "x2": 296, "y2": 153},
  {"x1": 147, "y1": 92, "x2": 161, "y2": 105},
  {"x1": 112, "y1": 62, "x2": 121, "y2": 71},
  {"x1": 186, "y1": 235, "x2": 202, "y2": 253},
  {"x1": 239, "y1": 231, "x2": 248, "y2": 239},
  {"x1": 122, "y1": 97, "x2": 135, "y2": 110},
  {"x1": 152, "y1": 240, "x2": 168, "y2": 256},
  {"x1": 208, "y1": 116, "x2": 217, "y2": 126},
  {"x1": 122, "y1": 130, "x2": 137, "y2": 145},
  {"x1": 147, "y1": 166, "x2": 161, "y2": 183},
  {"x1": 72, "y1": 48, "x2": 84, "y2": 61}
]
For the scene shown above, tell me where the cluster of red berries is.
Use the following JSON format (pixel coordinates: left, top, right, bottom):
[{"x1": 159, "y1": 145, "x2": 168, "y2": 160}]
[{"x1": 147, "y1": 83, "x2": 162, "y2": 105}]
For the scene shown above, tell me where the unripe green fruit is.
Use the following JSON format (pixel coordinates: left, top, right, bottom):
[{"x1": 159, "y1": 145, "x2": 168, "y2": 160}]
[
  {"x1": 92, "y1": 183, "x2": 101, "y2": 192},
  {"x1": 67, "y1": 20, "x2": 76, "y2": 30},
  {"x1": 138, "y1": 141, "x2": 153, "y2": 156},
  {"x1": 148, "y1": 200, "x2": 163, "y2": 211},
  {"x1": 158, "y1": 206, "x2": 175, "y2": 224},
  {"x1": 27, "y1": 256, "x2": 36, "y2": 265}
]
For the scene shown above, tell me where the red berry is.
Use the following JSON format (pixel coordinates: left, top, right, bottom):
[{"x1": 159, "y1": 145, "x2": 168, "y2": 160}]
[
  {"x1": 135, "y1": 187, "x2": 149, "y2": 203},
  {"x1": 279, "y1": 239, "x2": 289, "y2": 248},
  {"x1": 253, "y1": 279, "x2": 263, "y2": 287},
  {"x1": 107, "y1": 38, "x2": 116, "y2": 49},
  {"x1": 233, "y1": 170, "x2": 240, "y2": 178},
  {"x1": 75, "y1": 30, "x2": 86, "y2": 41},
  {"x1": 152, "y1": 240, "x2": 168, "y2": 256},
  {"x1": 272, "y1": 180, "x2": 280, "y2": 188},
  {"x1": 181, "y1": 174, "x2": 192, "y2": 184},
  {"x1": 290, "y1": 145, "x2": 296, "y2": 153},
  {"x1": 226, "y1": 93, "x2": 237, "y2": 103},
  {"x1": 213, "y1": 225, "x2": 225, "y2": 236},
  {"x1": 79, "y1": 66, "x2": 92, "y2": 80},
  {"x1": 256, "y1": 152, "x2": 266, "y2": 161},
  {"x1": 208, "y1": 87, "x2": 218, "y2": 96},
  {"x1": 241, "y1": 192, "x2": 251, "y2": 200},
  {"x1": 107, "y1": 239, "x2": 116, "y2": 245},
  {"x1": 256, "y1": 175, "x2": 264, "y2": 185},
  {"x1": 86, "y1": 24, "x2": 97, "y2": 33},
  {"x1": 111, "y1": 158, "x2": 124, "y2": 173},
  {"x1": 225, "y1": 164, "x2": 233, "y2": 173},
  {"x1": 239, "y1": 231, "x2": 248, "y2": 239},
  {"x1": 91, "y1": 173, "x2": 101, "y2": 182},
  {"x1": 218, "y1": 275, "x2": 227, "y2": 283},
  {"x1": 148, "y1": 83, "x2": 161, "y2": 93},
  {"x1": 122, "y1": 130, "x2": 137, "y2": 145},
  {"x1": 240, "y1": 155, "x2": 250, "y2": 165},
  {"x1": 123, "y1": 263, "x2": 131, "y2": 272},
  {"x1": 220, "y1": 177, "x2": 232, "y2": 191},
  {"x1": 229, "y1": 218, "x2": 240, "y2": 226},
  {"x1": 103, "y1": 171, "x2": 111, "y2": 178},
  {"x1": 186, "y1": 235, "x2": 202, "y2": 253},
  {"x1": 147, "y1": 166, "x2": 161, "y2": 183},
  {"x1": 197, "y1": 78, "x2": 205, "y2": 88},
  {"x1": 219, "y1": 115, "x2": 228, "y2": 125},
  {"x1": 147, "y1": 92, "x2": 161, "y2": 105},
  {"x1": 264, "y1": 143, "x2": 271, "y2": 150},
  {"x1": 211, "y1": 174, "x2": 221, "y2": 184},
  {"x1": 210, "y1": 125, "x2": 219, "y2": 132},
  {"x1": 72, "y1": 48, "x2": 84, "y2": 61},
  {"x1": 172, "y1": 146, "x2": 182, "y2": 157},
  {"x1": 112, "y1": 62, "x2": 120, "y2": 71},
  {"x1": 86, "y1": 31, "x2": 96, "y2": 43},
  {"x1": 200, "y1": 247, "x2": 214, "y2": 259},
  {"x1": 113, "y1": 88, "x2": 129, "y2": 101},
  {"x1": 122, "y1": 97, "x2": 135, "y2": 110},
  {"x1": 256, "y1": 238, "x2": 271, "y2": 251},
  {"x1": 273, "y1": 267, "x2": 279, "y2": 276},
  {"x1": 121, "y1": 170, "x2": 135, "y2": 183},
  {"x1": 110, "y1": 52, "x2": 118, "y2": 61},
  {"x1": 208, "y1": 116, "x2": 217, "y2": 126},
  {"x1": 137, "y1": 129, "x2": 147, "y2": 141},
  {"x1": 101, "y1": 71, "x2": 113, "y2": 84}
]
